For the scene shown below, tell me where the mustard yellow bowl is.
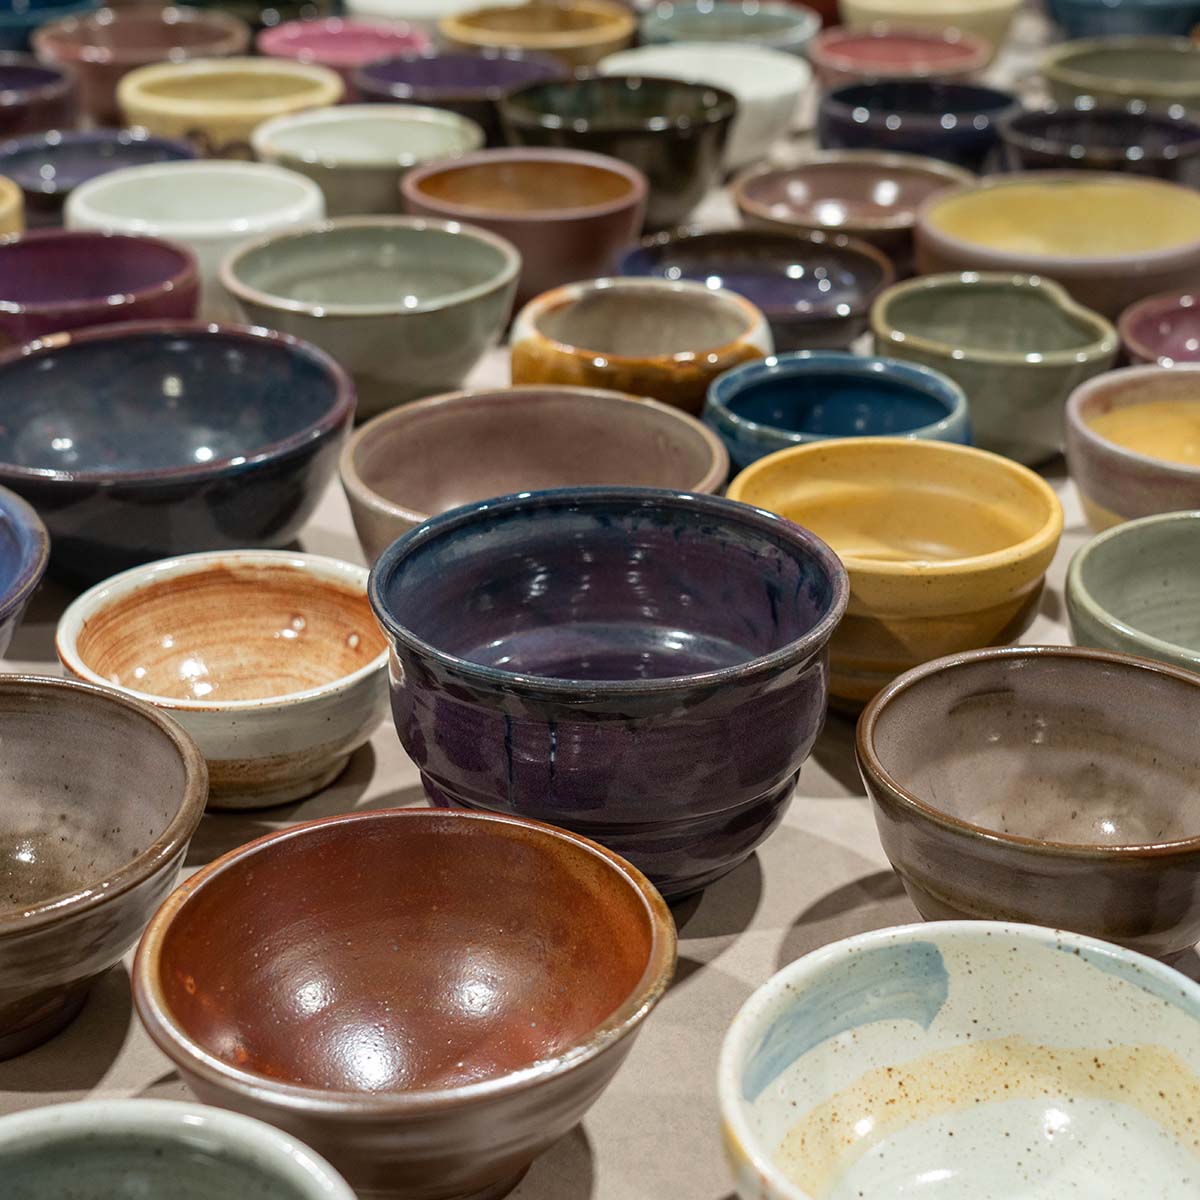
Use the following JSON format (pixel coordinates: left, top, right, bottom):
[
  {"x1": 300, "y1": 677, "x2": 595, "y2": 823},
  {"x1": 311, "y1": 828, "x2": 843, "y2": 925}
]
[
  {"x1": 726, "y1": 437, "x2": 1064, "y2": 705},
  {"x1": 439, "y1": 0, "x2": 635, "y2": 67},
  {"x1": 0, "y1": 176, "x2": 23, "y2": 237}
]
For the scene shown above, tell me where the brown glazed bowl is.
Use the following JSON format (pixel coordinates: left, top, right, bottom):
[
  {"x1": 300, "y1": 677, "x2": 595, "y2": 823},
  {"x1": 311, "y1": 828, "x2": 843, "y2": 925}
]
[
  {"x1": 0, "y1": 674, "x2": 207, "y2": 1060},
  {"x1": 133, "y1": 807, "x2": 676, "y2": 1200},
  {"x1": 858, "y1": 644, "x2": 1200, "y2": 960}
]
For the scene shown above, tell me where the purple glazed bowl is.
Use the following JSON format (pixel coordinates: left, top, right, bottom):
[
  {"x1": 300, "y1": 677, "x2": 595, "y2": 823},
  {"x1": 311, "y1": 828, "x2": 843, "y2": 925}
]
[
  {"x1": 368, "y1": 486, "x2": 849, "y2": 897},
  {"x1": 1119, "y1": 287, "x2": 1200, "y2": 364},
  {"x1": 0, "y1": 54, "x2": 76, "y2": 138}
]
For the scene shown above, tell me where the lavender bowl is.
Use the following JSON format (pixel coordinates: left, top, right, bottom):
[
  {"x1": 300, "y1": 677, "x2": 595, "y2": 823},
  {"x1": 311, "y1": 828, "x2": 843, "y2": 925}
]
[
  {"x1": 368, "y1": 487, "x2": 848, "y2": 897},
  {"x1": 1119, "y1": 287, "x2": 1200, "y2": 364}
]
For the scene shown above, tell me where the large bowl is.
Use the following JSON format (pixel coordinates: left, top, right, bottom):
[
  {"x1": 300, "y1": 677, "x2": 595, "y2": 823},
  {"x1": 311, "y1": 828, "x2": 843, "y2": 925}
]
[
  {"x1": 368, "y1": 487, "x2": 848, "y2": 896},
  {"x1": 0, "y1": 53, "x2": 76, "y2": 137},
  {"x1": 1049, "y1": 0, "x2": 1200, "y2": 37},
  {"x1": 1119, "y1": 286, "x2": 1200, "y2": 364},
  {"x1": 808, "y1": 24, "x2": 993, "y2": 85},
  {"x1": 439, "y1": 0, "x2": 635, "y2": 67},
  {"x1": 858, "y1": 646, "x2": 1200, "y2": 959},
  {"x1": 132, "y1": 807, "x2": 676, "y2": 1199},
  {"x1": 0, "y1": 485, "x2": 47, "y2": 658},
  {"x1": 837, "y1": 0, "x2": 1020, "y2": 56},
  {"x1": 640, "y1": 0, "x2": 821, "y2": 55},
  {"x1": 1043, "y1": 35, "x2": 1200, "y2": 115}
]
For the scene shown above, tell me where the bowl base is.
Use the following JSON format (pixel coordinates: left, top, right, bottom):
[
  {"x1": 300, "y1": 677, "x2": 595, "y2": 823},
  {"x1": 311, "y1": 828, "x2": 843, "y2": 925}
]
[
  {"x1": 357, "y1": 1167, "x2": 529, "y2": 1200},
  {"x1": 0, "y1": 984, "x2": 88, "y2": 1061},
  {"x1": 206, "y1": 754, "x2": 352, "y2": 810}
]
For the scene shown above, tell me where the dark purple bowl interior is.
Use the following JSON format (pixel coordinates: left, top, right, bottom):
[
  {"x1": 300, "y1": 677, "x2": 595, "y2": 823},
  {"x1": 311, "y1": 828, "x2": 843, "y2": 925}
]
[
  {"x1": 0, "y1": 130, "x2": 195, "y2": 196},
  {"x1": 355, "y1": 49, "x2": 564, "y2": 100},
  {"x1": 0, "y1": 59, "x2": 65, "y2": 94},
  {"x1": 1005, "y1": 106, "x2": 1200, "y2": 159}
]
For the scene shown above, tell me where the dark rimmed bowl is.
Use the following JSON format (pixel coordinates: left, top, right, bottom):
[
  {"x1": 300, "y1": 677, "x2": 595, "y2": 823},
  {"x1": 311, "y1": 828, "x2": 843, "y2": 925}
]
[
  {"x1": 0, "y1": 53, "x2": 75, "y2": 137},
  {"x1": 132, "y1": 807, "x2": 676, "y2": 1200},
  {"x1": 0, "y1": 320, "x2": 354, "y2": 583},
  {"x1": 0, "y1": 485, "x2": 47, "y2": 657},
  {"x1": 368, "y1": 486, "x2": 849, "y2": 897},
  {"x1": 858, "y1": 644, "x2": 1200, "y2": 960},
  {"x1": 1119, "y1": 286, "x2": 1200, "y2": 364}
]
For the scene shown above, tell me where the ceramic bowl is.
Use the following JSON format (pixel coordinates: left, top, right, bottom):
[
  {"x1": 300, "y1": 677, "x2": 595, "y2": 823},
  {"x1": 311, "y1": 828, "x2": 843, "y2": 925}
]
[
  {"x1": 58, "y1": 550, "x2": 389, "y2": 808},
  {"x1": 222, "y1": 216, "x2": 520, "y2": 420},
  {"x1": 837, "y1": 0, "x2": 1020, "y2": 57},
  {"x1": 818, "y1": 79, "x2": 1020, "y2": 171},
  {"x1": 0, "y1": 229, "x2": 199, "y2": 345},
  {"x1": 809, "y1": 24, "x2": 993, "y2": 86},
  {"x1": 0, "y1": 673, "x2": 206, "y2": 1059},
  {"x1": 152, "y1": 0, "x2": 339, "y2": 37},
  {"x1": 499, "y1": 74, "x2": 734, "y2": 232},
  {"x1": 116, "y1": 56, "x2": 344, "y2": 158},
  {"x1": 0, "y1": 174, "x2": 20, "y2": 234},
  {"x1": 1065, "y1": 363, "x2": 1200, "y2": 529},
  {"x1": 1043, "y1": 35, "x2": 1200, "y2": 115},
  {"x1": 599, "y1": 43, "x2": 811, "y2": 169},
  {"x1": 0, "y1": 54, "x2": 76, "y2": 138},
  {"x1": 133, "y1": 807, "x2": 676, "y2": 1199},
  {"x1": 511, "y1": 276, "x2": 773, "y2": 414},
  {"x1": 1119, "y1": 287, "x2": 1200, "y2": 364},
  {"x1": 439, "y1": 0, "x2": 635, "y2": 68},
  {"x1": 251, "y1": 105, "x2": 484, "y2": 217},
  {"x1": 871, "y1": 271, "x2": 1118, "y2": 464},
  {"x1": 368, "y1": 488, "x2": 848, "y2": 896},
  {"x1": 340, "y1": 385, "x2": 729, "y2": 560},
  {"x1": 640, "y1": 1, "x2": 821, "y2": 55},
  {"x1": 719, "y1": 920, "x2": 1200, "y2": 1200},
  {"x1": 346, "y1": 0, "x2": 524, "y2": 34},
  {"x1": 0, "y1": 485, "x2": 47, "y2": 658},
  {"x1": 915, "y1": 171, "x2": 1200, "y2": 317},
  {"x1": 66, "y1": 159, "x2": 325, "y2": 320},
  {"x1": 859, "y1": 646, "x2": 1200, "y2": 958},
  {"x1": 400, "y1": 148, "x2": 646, "y2": 307},
  {"x1": 619, "y1": 227, "x2": 895, "y2": 352},
  {"x1": 0, "y1": 0, "x2": 97, "y2": 53},
  {"x1": 727, "y1": 437, "x2": 1063, "y2": 705},
  {"x1": 706, "y1": 350, "x2": 970, "y2": 469},
  {"x1": 32, "y1": 5, "x2": 251, "y2": 127},
  {"x1": 0, "y1": 321, "x2": 352, "y2": 583},
  {"x1": 1050, "y1": 0, "x2": 1200, "y2": 38}
]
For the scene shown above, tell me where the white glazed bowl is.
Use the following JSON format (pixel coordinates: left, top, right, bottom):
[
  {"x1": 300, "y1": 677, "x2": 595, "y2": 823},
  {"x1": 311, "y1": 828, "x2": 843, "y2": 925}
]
[
  {"x1": 64, "y1": 160, "x2": 325, "y2": 321},
  {"x1": 345, "y1": 0, "x2": 523, "y2": 34},
  {"x1": 718, "y1": 920, "x2": 1200, "y2": 1199}
]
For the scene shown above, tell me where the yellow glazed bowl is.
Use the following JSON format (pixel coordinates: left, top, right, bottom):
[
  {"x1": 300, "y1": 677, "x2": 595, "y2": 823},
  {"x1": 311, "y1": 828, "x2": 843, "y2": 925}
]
[
  {"x1": 837, "y1": 0, "x2": 1019, "y2": 59},
  {"x1": 439, "y1": 0, "x2": 635, "y2": 67},
  {"x1": 0, "y1": 176, "x2": 23, "y2": 237},
  {"x1": 726, "y1": 437, "x2": 1064, "y2": 705}
]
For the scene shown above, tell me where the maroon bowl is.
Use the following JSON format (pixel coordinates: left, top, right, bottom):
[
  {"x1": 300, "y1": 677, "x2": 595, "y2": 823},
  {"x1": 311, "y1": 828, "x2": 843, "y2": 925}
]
[
  {"x1": 0, "y1": 53, "x2": 75, "y2": 138},
  {"x1": 1119, "y1": 288, "x2": 1200, "y2": 366}
]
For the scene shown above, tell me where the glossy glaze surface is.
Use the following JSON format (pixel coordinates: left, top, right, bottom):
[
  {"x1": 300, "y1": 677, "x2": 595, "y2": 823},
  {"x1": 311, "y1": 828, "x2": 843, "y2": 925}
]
[
  {"x1": 0, "y1": 1, "x2": 99, "y2": 53},
  {"x1": 0, "y1": 176, "x2": 20, "y2": 235},
  {"x1": 1119, "y1": 287, "x2": 1200, "y2": 364},
  {"x1": 809, "y1": 24, "x2": 992, "y2": 85},
  {"x1": 1043, "y1": 35, "x2": 1200, "y2": 114},
  {"x1": 0, "y1": 55, "x2": 75, "y2": 138},
  {"x1": 439, "y1": 0, "x2": 635, "y2": 67},
  {"x1": 1049, "y1": 0, "x2": 1200, "y2": 36},
  {"x1": 0, "y1": 487, "x2": 47, "y2": 660},
  {"x1": 640, "y1": 0, "x2": 820, "y2": 54}
]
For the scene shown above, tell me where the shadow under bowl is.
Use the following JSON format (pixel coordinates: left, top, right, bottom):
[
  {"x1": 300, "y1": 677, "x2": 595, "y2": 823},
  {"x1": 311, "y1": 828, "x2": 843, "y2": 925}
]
[{"x1": 1119, "y1": 286, "x2": 1200, "y2": 364}]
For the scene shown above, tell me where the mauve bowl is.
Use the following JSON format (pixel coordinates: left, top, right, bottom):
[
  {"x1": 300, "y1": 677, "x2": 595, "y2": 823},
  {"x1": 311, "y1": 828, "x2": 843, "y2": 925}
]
[
  {"x1": 1119, "y1": 287, "x2": 1200, "y2": 364},
  {"x1": 858, "y1": 645, "x2": 1200, "y2": 960},
  {"x1": 0, "y1": 54, "x2": 75, "y2": 137},
  {"x1": 809, "y1": 24, "x2": 993, "y2": 86},
  {"x1": 367, "y1": 486, "x2": 848, "y2": 896},
  {"x1": 1049, "y1": 0, "x2": 1200, "y2": 37},
  {"x1": 132, "y1": 807, "x2": 676, "y2": 1200},
  {"x1": 0, "y1": 0, "x2": 97, "y2": 52},
  {"x1": 0, "y1": 484, "x2": 47, "y2": 658},
  {"x1": 0, "y1": 673, "x2": 206, "y2": 1059},
  {"x1": 640, "y1": 0, "x2": 821, "y2": 55},
  {"x1": 0, "y1": 320, "x2": 353, "y2": 583},
  {"x1": 1042, "y1": 35, "x2": 1200, "y2": 116}
]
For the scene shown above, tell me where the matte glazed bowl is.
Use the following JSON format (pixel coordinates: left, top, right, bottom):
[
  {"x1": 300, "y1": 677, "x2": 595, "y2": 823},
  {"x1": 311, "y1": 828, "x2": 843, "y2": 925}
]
[
  {"x1": 706, "y1": 350, "x2": 970, "y2": 469},
  {"x1": 871, "y1": 271, "x2": 1118, "y2": 464},
  {"x1": 0, "y1": 674, "x2": 206, "y2": 1059},
  {"x1": 0, "y1": 174, "x2": 20, "y2": 234},
  {"x1": 727, "y1": 438, "x2": 1063, "y2": 705},
  {"x1": 1043, "y1": 35, "x2": 1200, "y2": 114},
  {"x1": 400, "y1": 148, "x2": 645, "y2": 307},
  {"x1": 859, "y1": 646, "x2": 1200, "y2": 959},
  {"x1": 511, "y1": 276, "x2": 773, "y2": 414},
  {"x1": 0, "y1": 485, "x2": 47, "y2": 658},
  {"x1": 498, "y1": 74, "x2": 735, "y2": 231},
  {"x1": 0, "y1": 53, "x2": 76, "y2": 137},
  {"x1": 719, "y1": 920, "x2": 1200, "y2": 1200},
  {"x1": 368, "y1": 488, "x2": 848, "y2": 896},
  {"x1": 1050, "y1": 0, "x2": 1200, "y2": 37},
  {"x1": 1119, "y1": 286, "x2": 1200, "y2": 364},
  {"x1": 0, "y1": 0, "x2": 98, "y2": 53},
  {"x1": 222, "y1": 217, "x2": 520, "y2": 420},
  {"x1": 340, "y1": 385, "x2": 730, "y2": 560},
  {"x1": 838, "y1": 0, "x2": 1020, "y2": 56},
  {"x1": 0, "y1": 321, "x2": 353, "y2": 583},
  {"x1": 619, "y1": 227, "x2": 895, "y2": 351},
  {"x1": 640, "y1": 0, "x2": 821, "y2": 55},
  {"x1": 809, "y1": 24, "x2": 992, "y2": 86},
  {"x1": 133, "y1": 807, "x2": 677, "y2": 1199}
]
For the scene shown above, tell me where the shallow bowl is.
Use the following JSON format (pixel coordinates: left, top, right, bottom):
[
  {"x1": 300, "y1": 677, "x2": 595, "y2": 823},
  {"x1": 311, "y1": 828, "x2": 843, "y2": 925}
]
[
  {"x1": 0, "y1": 485, "x2": 47, "y2": 658},
  {"x1": 809, "y1": 24, "x2": 992, "y2": 86},
  {"x1": 1119, "y1": 286, "x2": 1200, "y2": 364},
  {"x1": 640, "y1": 0, "x2": 821, "y2": 55},
  {"x1": 0, "y1": 53, "x2": 76, "y2": 137},
  {"x1": 837, "y1": 0, "x2": 1020, "y2": 56},
  {"x1": 1042, "y1": 35, "x2": 1200, "y2": 115}
]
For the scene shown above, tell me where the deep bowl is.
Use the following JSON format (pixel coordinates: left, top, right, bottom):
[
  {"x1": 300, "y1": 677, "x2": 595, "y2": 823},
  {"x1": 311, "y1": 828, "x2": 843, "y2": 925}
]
[
  {"x1": 1119, "y1": 286, "x2": 1200, "y2": 364},
  {"x1": 809, "y1": 24, "x2": 992, "y2": 86},
  {"x1": 859, "y1": 646, "x2": 1200, "y2": 959},
  {"x1": 132, "y1": 807, "x2": 676, "y2": 1199},
  {"x1": 837, "y1": 0, "x2": 1020, "y2": 55},
  {"x1": 0, "y1": 673, "x2": 206, "y2": 1059},
  {"x1": 1049, "y1": 0, "x2": 1200, "y2": 37},
  {"x1": 640, "y1": 0, "x2": 821, "y2": 55},
  {"x1": 0, "y1": 53, "x2": 76, "y2": 137},
  {"x1": 438, "y1": 0, "x2": 636, "y2": 67},
  {"x1": 0, "y1": 321, "x2": 353, "y2": 583},
  {"x1": 0, "y1": 485, "x2": 47, "y2": 658},
  {"x1": 1042, "y1": 35, "x2": 1200, "y2": 114}
]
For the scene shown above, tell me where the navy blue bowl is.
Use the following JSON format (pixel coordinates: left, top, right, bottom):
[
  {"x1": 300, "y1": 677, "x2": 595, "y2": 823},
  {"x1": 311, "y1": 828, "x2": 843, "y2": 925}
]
[
  {"x1": 369, "y1": 486, "x2": 849, "y2": 898},
  {"x1": 1047, "y1": 0, "x2": 1200, "y2": 37},
  {"x1": 0, "y1": 321, "x2": 353, "y2": 583},
  {"x1": 706, "y1": 351, "x2": 971, "y2": 469},
  {"x1": 0, "y1": 483, "x2": 47, "y2": 655}
]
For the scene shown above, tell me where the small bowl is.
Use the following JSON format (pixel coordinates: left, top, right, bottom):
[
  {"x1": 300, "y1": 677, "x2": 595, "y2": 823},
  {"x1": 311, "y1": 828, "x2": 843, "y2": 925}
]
[
  {"x1": 0, "y1": 175, "x2": 22, "y2": 234},
  {"x1": 0, "y1": 674, "x2": 206, "y2": 1059},
  {"x1": 32, "y1": 5, "x2": 251, "y2": 127},
  {"x1": 133, "y1": 807, "x2": 676, "y2": 1199},
  {"x1": 809, "y1": 24, "x2": 993, "y2": 86},
  {"x1": 0, "y1": 485, "x2": 47, "y2": 657},
  {"x1": 871, "y1": 271, "x2": 1118, "y2": 464},
  {"x1": 368, "y1": 489, "x2": 848, "y2": 895},
  {"x1": 499, "y1": 74, "x2": 735, "y2": 231},
  {"x1": 619, "y1": 227, "x2": 895, "y2": 351},
  {"x1": 859, "y1": 647, "x2": 1200, "y2": 958},
  {"x1": 511, "y1": 276, "x2": 773, "y2": 414},
  {"x1": 719, "y1": 920, "x2": 1200, "y2": 1200},
  {"x1": 0, "y1": 53, "x2": 76, "y2": 138},
  {"x1": 640, "y1": 1, "x2": 821, "y2": 55},
  {"x1": 726, "y1": 437, "x2": 1063, "y2": 705},
  {"x1": 0, "y1": 0, "x2": 97, "y2": 53},
  {"x1": 400, "y1": 147, "x2": 646, "y2": 307},
  {"x1": 252, "y1": 104, "x2": 484, "y2": 217},
  {"x1": 818, "y1": 78, "x2": 1020, "y2": 170},
  {"x1": 0, "y1": 321, "x2": 353, "y2": 583},
  {"x1": 1065, "y1": 362, "x2": 1200, "y2": 529},
  {"x1": 58, "y1": 550, "x2": 389, "y2": 808},
  {"x1": 706, "y1": 350, "x2": 970, "y2": 469},
  {"x1": 222, "y1": 216, "x2": 519, "y2": 420},
  {"x1": 837, "y1": 0, "x2": 1020, "y2": 57},
  {"x1": 340, "y1": 384, "x2": 730, "y2": 560},
  {"x1": 1043, "y1": 35, "x2": 1200, "y2": 115},
  {"x1": 66, "y1": 159, "x2": 325, "y2": 320},
  {"x1": 1050, "y1": 0, "x2": 1200, "y2": 38},
  {"x1": 1119, "y1": 286, "x2": 1200, "y2": 364}
]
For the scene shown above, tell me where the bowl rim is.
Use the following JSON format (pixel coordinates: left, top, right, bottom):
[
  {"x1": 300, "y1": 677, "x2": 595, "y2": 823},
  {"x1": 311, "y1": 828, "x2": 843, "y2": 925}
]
[
  {"x1": 599, "y1": 39, "x2": 814, "y2": 96},
  {"x1": 858, "y1": 643, "x2": 1200, "y2": 855},
  {"x1": 1042, "y1": 34, "x2": 1200, "y2": 99},
  {"x1": 842, "y1": 0, "x2": 1021, "y2": 16},
  {"x1": 0, "y1": 51, "x2": 75, "y2": 105},
  {"x1": 439, "y1": 0, "x2": 637, "y2": 51},
  {"x1": 809, "y1": 22, "x2": 994, "y2": 76},
  {"x1": 0, "y1": 482, "x2": 48, "y2": 626},
  {"x1": 640, "y1": 0, "x2": 822, "y2": 48},
  {"x1": 132, "y1": 806, "x2": 678, "y2": 1114},
  {"x1": 0, "y1": 673, "x2": 208, "y2": 937},
  {"x1": 352, "y1": 46, "x2": 567, "y2": 104},
  {"x1": 256, "y1": 14, "x2": 429, "y2": 62},
  {"x1": 997, "y1": 101, "x2": 1200, "y2": 164},
  {"x1": 0, "y1": 0, "x2": 100, "y2": 29},
  {"x1": 820, "y1": 76, "x2": 1020, "y2": 126},
  {"x1": 1118, "y1": 286, "x2": 1200, "y2": 365}
]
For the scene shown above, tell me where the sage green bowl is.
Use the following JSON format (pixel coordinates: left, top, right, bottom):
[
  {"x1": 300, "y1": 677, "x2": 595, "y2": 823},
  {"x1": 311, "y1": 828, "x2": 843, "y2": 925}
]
[{"x1": 1042, "y1": 36, "x2": 1200, "y2": 115}]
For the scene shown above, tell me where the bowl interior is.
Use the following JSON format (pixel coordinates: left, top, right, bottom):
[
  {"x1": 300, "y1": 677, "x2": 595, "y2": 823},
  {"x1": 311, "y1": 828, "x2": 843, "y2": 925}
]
[
  {"x1": 137, "y1": 65, "x2": 324, "y2": 103},
  {"x1": 651, "y1": 1, "x2": 807, "y2": 39},
  {"x1": 1056, "y1": 43, "x2": 1200, "y2": 81},
  {"x1": 358, "y1": 51, "x2": 562, "y2": 95},
  {"x1": 828, "y1": 79, "x2": 1014, "y2": 116},
  {"x1": 1123, "y1": 293, "x2": 1200, "y2": 363},
  {"x1": 458, "y1": 3, "x2": 614, "y2": 34},
  {"x1": 45, "y1": 8, "x2": 240, "y2": 52},
  {"x1": 1076, "y1": 371, "x2": 1200, "y2": 467},
  {"x1": 0, "y1": 61, "x2": 64, "y2": 94},
  {"x1": 821, "y1": 28, "x2": 982, "y2": 67},
  {"x1": 504, "y1": 75, "x2": 731, "y2": 129},
  {"x1": 263, "y1": 110, "x2": 479, "y2": 164},
  {"x1": 268, "y1": 21, "x2": 421, "y2": 62},
  {"x1": 411, "y1": 156, "x2": 634, "y2": 213},
  {"x1": 0, "y1": 134, "x2": 192, "y2": 194},
  {"x1": 1006, "y1": 108, "x2": 1200, "y2": 157}
]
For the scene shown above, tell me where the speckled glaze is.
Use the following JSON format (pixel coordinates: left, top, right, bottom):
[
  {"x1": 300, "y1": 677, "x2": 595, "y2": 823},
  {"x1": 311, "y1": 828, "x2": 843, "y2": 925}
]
[
  {"x1": 368, "y1": 487, "x2": 848, "y2": 896},
  {"x1": 1119, "y1": 287, "x2": 1200, "y2": 364},
  {"x1": 0, "y1": 487, "x2": 47, "y2": 659},
  {"x1": 0, "y1": 674, "x2": 206, "y2": 1060},
  {"x1": 727, "y1": 438, "x2": 1063, "y2": 706},
  {"x1": 809, "y1": 24, "x2": 992, "y2": 86},
  {"x1": 719, "y1": 920, "x2": 1200, "y2": 1200},
  {"x1": 0, "y1": 54, "x2": 76, "y2": 137},
  {"x1": 439, "y1": 0, "x2": 635, "y2": 67},
  {"x1": 838, "y1": 0, "x2": 1020, "y2": 56},
  {"x1": 1043, "y1": 35, "x2": 1200, "y2": 115},
  {"x1": 1049, "y1": 0, "x2": 1200, "y2": 37},
  {"x1": 871, "y1": 271, "x2": 1118, "y2": 465},
  {"x1": 859, "y1": 646, "x2": 1200, "y2": 959},
  {"x1": 640, "y1": 0, "x2": 821, "y2": 55},
  {"x1": 132, "y1": 807, "x2": 677, "y2": 1199}
]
